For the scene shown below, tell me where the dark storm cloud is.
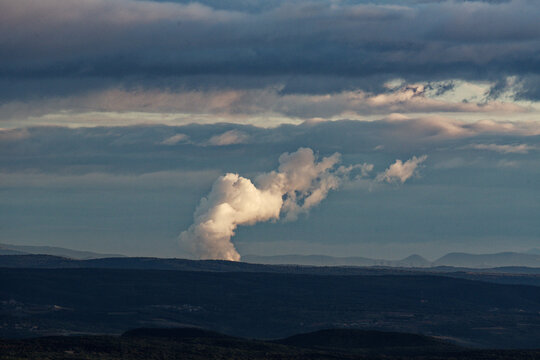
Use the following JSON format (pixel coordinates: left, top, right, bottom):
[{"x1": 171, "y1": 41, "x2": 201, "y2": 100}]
[
  {"x1": 1, "y1": 0, "x2": 540, "y2": 97},
  {"x1": 512, "y1": 75, "x2": 540, "y2": 101},
  {"x1": 485, "y1": 75, "x2": 540, "y2": 101}
]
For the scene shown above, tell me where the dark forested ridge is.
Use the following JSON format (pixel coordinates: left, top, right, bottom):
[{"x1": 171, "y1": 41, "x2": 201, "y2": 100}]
[
  {"x1": 1, "y1": 327, "x2": 539, "y2": 360},
  {"x1": 3, "y1": 267, "x2": 540, "y2": 348},
  {"x1": 3, "y1": 254, "x2": 540, "y2": 282},
  {"x1": 4, "y1": 254, "x2": 540, "y2": 274}
]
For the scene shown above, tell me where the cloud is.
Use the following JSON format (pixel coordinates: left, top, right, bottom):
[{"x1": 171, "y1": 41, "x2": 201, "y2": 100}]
[
  {"x1": 496, "y1": 159, "x2": 519, "y2": 168},
  {"x1": 1, "y1": 83, "x2": 530, "y2": 128},
  {"x1": 161, "y1": 134, "x2": 189, "y2": 145},
  {"x1": 2, "y1": 0, "x2": 540, "y2": 103},
  {"x1": 177, "y1": 145, "x2": 431, "y2": 261},
  {"x1": 206, "y1": 130, "x2": 250, "y2": 146},
  {"x1": 376, "y1": 155, "x2": 427, "y2": 183},
  {"x1": 364, "y1": 84, "x2": 526, "y2": 114},
  {"x1": 0, "y1": 128, "x2": 30, "y2": 141},
  {"x1": 0, "y1": 0, "x2": 238, "y2": 27},
  {"x1": 379, "y1": 116, "x2": 540, "y2": 143},
  {"x1": 467, "y1": 143, "x2": 534, "y2": 154},
  {"x1": 3, "y1": 119, "x2": 540, "y2": 180},
  {"x1": 179, "y1": 148, "x2": 364, "y2": 260}
]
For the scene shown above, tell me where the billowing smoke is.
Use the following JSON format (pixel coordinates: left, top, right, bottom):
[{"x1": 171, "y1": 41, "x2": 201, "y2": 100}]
[{"x1": 179, "y1": 148, "x2": 425, "y2": 261}]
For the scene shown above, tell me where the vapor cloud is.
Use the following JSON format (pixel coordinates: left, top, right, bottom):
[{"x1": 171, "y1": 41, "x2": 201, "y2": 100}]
[
  {"x1": 1, "y1": 84, "x2": 528, "y2": 128},
  {"x1": 0, "y1": 128, "x2": 30, "y2": 142},
  {"x1": 179, "y1": 148, "x2": 425, "y2": 260},
  {"x1": 179, "y1": 148, "x2": 360, "y2": 260},
  {"x1": 207, "y1": 130, "x2": 250, "y2": 146},
  {"x1": 467, "y1": 143, "x2": 534, "y2": 154},
  {"x1": 161, "y1": 134, "x2": 189, "y2": 145},
  {"x1": 376, "y1": 155, "x2": 427, "y2": 183}
]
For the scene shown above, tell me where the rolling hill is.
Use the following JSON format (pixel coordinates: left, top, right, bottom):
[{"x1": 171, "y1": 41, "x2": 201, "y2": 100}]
[
  {"x1": 3, "y1": 267, "x2": 540, "y2": 348},
  {"x1": 9, "y1": 327, "x2": 534, "y2": 360}
]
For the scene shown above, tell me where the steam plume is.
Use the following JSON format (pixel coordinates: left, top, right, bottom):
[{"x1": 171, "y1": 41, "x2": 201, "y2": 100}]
[
  {"x1": 179, "y1": 148, "x2": 357, "y2": 261},
  {"x1": 179, "y1": 148, "x2": 426, "y2": 261}
]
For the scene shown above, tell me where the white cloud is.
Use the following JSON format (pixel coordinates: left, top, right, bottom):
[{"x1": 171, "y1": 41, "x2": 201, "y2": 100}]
[
  {"x1": 161, "y1": 133, "x2": 189, "y2": 145},
  {"x1": 0, "y1": 128, "x2": 30, "y2": 141},
  {"x1": 496, "y1": 159, "x2": 519, "y2": 168},
  {"x1": 179, "y1": 148, "x2": 363, "y2": 260},
  {"x1": 379, "y1": 116, "x2": 540, "y2": 142},
  {"x1": 1, "y1": 81, "x2": 533, "y2": 128},
  {"x1": 467, "y1": 143, "x2": 534, "y2": 154},
  {"x1": 376, "y1": 155, "x2": 427, "y2": 183},
  {"x1": 206, "y1": 130, "x2": 250, "y2": 146}
]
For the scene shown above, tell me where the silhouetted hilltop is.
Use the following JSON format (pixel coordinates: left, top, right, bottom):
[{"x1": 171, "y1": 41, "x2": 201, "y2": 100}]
[
  {"x1": 3, "y1": 254, "x2": 540, "y2": 281},
  {"x1": 3, "y1": 327, "x2": 540, "y2": 359},
  {"x1": 244, "y1": 252, "x2": 540, "y2": 268},
  {"x1": 3, "y1": 267, "x2": 540, "y2": 347},
  {"x1": 243, "y1": 254, "x2": 377, "y2": 266},
  {"x1": 243, "y1": 254, "x2": 432, "y2": 267},
  {"x1": 0, "y1": 248, "x2": 26, "y2": 256},
  {"x1": 4, "y1": 244, "x2": 540, "y2": 269},
  {"x1": 0, "y1": 254, "x2": 319, "y2": 273},
  {"x1": 399, "y1": 254, "x2": 432, "y2": 267},
  {"x1": 276, "y1": 328, "x2": 457, "y2": 351}
]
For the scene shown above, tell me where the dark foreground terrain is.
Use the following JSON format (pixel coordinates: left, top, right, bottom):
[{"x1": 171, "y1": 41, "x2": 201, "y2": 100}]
[
  {"x1": 3, "y1": 264, "x2": 540, "y2": 348},
  {"x1": 1, "y1": 327, "x2": 540, "y2": 360}
]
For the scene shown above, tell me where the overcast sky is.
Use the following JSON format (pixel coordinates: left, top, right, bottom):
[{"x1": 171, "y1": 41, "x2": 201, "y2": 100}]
[{"x1": 1, "y1": 0, "x2": 540, "y2": 260}]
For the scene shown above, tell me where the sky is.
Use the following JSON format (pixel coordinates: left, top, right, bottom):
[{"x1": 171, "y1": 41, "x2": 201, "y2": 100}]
[{"x1": 1, "y1": 0, "x2": 540, "y2": 260}]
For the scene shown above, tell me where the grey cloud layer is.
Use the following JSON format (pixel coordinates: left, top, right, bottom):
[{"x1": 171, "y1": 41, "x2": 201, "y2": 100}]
[
  {"x1": 2, "y1": 0, "x2": 540, "y2": 99},
  {"x1": 2, "y1": 118, "x2": 539, "y2": 175},
  {"x1": 1, "y1": 84, "x2": 528, "y2": 127}
]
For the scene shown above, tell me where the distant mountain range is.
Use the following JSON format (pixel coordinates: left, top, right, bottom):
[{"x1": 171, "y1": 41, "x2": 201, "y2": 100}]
[
  {"x1": 2, "y1": 242, "x2": 540, "y2": 268},
  {"x1": 0, "y1": 243, "x2": 124, "y2": 259},
  {"x1": 244, "y1": 251, "x2": 540, "y2": 268},
  {"x1": 242, "y1": 254, "x2": 432, "y2": 268}
]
